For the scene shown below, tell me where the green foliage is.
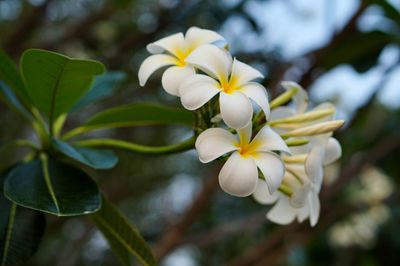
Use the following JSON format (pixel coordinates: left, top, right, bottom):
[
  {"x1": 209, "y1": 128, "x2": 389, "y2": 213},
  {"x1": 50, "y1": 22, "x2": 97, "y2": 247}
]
[
  {"x1": 84, "y1": 103, "x2": 194, "y2": 128},
  {"x1": 4, "y1": 158, "x2": 101, "y2": 216},
  {"x1": 91, "y1": 197, "x2": 157, "y2": 266},
  {"x1": 0, "y1": 82, "x2": 32, "y2": 120},
  {"x1": 0, "y1": 49, "x2": 31, "y2": 106},
  {"x1": 0, "y1": 47, "x2": 173, "y2": 265},
  {"x1": 20, "y1": 49, "x2": 105, "y2": 125},
  {"x1": 53, "y1": 139, "x2": 118, "y2": 169},
  {"x1": 62, "y1": 103, "x2": 194, "y2": 139},
  {"x1": 71, "y1": 71, "x2": 126, "y2": 111},
  {"x1": 0, "y1": 171, "x2": 45, "y2": 266}
]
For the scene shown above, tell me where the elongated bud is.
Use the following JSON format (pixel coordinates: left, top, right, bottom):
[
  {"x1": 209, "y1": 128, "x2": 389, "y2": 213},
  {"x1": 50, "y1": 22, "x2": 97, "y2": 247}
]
[
  {"x1": 270, "y1": 87, "x2": 299, "y2": 109},
  {"x1": 285, "y1": 138, "x2": 309, "y2": 146},
  {"x1": 283, "y1": 154, "x2": 308, "y2": 164},
  {"x1": 269, "y1": 107, "x2": 335, "y2": 126},
  {"x1": 278, "y1": 184, "x2": 293, "y2": 197},
  {"x1": 281, "y1": 120, "x2": 345, "y2": 138}
]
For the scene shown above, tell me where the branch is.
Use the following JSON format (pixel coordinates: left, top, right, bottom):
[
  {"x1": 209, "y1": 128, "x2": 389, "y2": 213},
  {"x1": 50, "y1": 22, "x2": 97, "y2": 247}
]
[
  {"x1": 3, "y1": 1, "x2": 51, "y2": 57},
  {"x1": 153, "y1": 168, "x2": 220, "y2": 260}
]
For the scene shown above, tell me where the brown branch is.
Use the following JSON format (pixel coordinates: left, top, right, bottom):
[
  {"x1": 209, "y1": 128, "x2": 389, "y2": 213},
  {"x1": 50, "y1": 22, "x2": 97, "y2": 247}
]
[
  {"x1": 228, "y1": 223, "x2": 305, "y2": 266},
  {"x1": 153, "y1": 167, "x2": 220, "y2": 261},
  {"x1": 3, "y1": 0, "x2": 51, "y2": 57},
  {"x1": 183, "y1": 211, "x2": 266, "y2": 248}
]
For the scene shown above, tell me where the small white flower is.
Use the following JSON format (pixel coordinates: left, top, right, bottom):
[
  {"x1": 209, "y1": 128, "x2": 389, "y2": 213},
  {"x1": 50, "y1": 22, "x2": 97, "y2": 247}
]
[
  {"x1": 195, "y1": 123, "x2": 289, "y2": 197},
  {"x1": 253, "y1": 134, "x2": 341, "y2": 226},
  {"x1": 179, "y1": 44, "x2": 270, "y2": 129},
  {"x1": 138, "y1": 27, "x2": 224, "y2": 96}
]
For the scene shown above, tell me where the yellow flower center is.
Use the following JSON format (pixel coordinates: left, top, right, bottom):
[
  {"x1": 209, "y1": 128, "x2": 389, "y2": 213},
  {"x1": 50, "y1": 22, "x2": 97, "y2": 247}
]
[
  {"x1": 237, "y1": 140, "x2": 261, "y2": 158},
  {"x1": 220, "y1": 75, "x2": 239, "y2": 94},
  {"x1": 173, "y1": 46, "x2": 195, "y2": 67}
]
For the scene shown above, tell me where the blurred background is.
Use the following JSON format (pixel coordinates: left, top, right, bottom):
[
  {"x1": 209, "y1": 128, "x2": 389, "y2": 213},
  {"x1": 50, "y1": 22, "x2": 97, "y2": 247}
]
[{"x1": 1, "y1": 0, "x2": 400, "y2": 265}]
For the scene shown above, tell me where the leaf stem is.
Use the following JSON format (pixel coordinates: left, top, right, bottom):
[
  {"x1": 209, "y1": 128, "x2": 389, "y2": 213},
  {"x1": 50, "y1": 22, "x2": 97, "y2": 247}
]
[
  {"x1": 73, "y1": 136, "x2": 196, "y2": 155},
  {"x1": 31, "y1": 107, "x2": 50, "y2": 148},
  {"x1": 13, "y1": 139, "x2": 39, "y2": 150},
  {"x1": 1, "y1": 203, "x2": 16, "y2": 266}
]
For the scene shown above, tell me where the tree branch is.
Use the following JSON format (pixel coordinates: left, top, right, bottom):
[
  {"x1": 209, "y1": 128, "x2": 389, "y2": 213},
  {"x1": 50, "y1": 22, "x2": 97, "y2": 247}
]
[{"x1": 153, "y1": 167, "x2": 220, "y2": 261}]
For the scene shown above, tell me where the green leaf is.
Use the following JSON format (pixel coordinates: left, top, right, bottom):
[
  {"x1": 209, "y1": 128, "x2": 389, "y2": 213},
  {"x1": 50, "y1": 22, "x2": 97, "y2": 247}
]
[
  {"x1": 91, "y1": 197, "x2": 156, "y2": 266},
  {"x1": 71, "y1": 71, "x2": 126, "y2": 111},
  {"x1": 0, "y1": 169, "x2": 45, "y2": 266},
  {"x1": 53, "y1": 139, "x2": 118, "y2": 170},
  {"x1": 4, "y1": 158, "x2": 101, "y2": 216},
  {"x1": 20, "y1": 49, "x2": 105, "y2": 124},
  {"x1": 0, "y1": 49, "x2": 31, "y2": 106},
  {"x1": 63, "y1": 103, "x2": 193, "y2": 139},
  {"x1": 0, "y1": 81, "x2": 32, "y2": 120}
]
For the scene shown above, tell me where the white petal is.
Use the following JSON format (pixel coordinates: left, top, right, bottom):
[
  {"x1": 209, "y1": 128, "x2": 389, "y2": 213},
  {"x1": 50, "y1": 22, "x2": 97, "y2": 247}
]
[
  {"x1": 195, "y1": 128, "x2": 238, "y2": 163},
  {"x1": 146, "y1": 33, "x2": 186, "y2": 58},
  {"x1": 305, "y1": 145, "x2": 324, "y2": 190},
  {"x1": 161, "y1": 65, "x2": 195, "y2": 96},
  {"x1": 253, "y1": 179, "x2": 280, "y2": 204},
  {"x1": 185, "y1": 27, "x2": 224, "y2": 48},
  {"x1": 219, "y1": 152, "x2": 258, "y2": 197},
  {"x1": 308, "y1": 192, "x2": 320, "y2": 227},
  {"x1": 179, "y1": 74, "x2": 221, "y2": 110},
  {"x1": 296, "y1": 205, "x2": 310, "y2": 223},
  {"x1": 290, "y1": 182, "x2": 311, "y2": 208},
  {"x1": 269, "y1": 106, "x2": 296, "y2": 121},
  {"x1": 231, "y1": 58, "x2": 263, "y2": 86},
  {"x1": 219, "y1": 91, "x2": 253, "y2": 129},
  {"x1": 240, "y1": 82, "x2": 270, "y2": 118},
  {"x1": 138, "y1": 54, "x2": 178, "y2": 86},
  {"x1": 236, "y1": 122, "x2": 252, "y2": 145},
  {"x1": 185, "y1": 44, "x2": 232, "y2": 82},
  {"x1": 266, "y1": 196, "x2": 297, "y2": 225},
  {"x1": 323, "y1": 137, "x2": 342, "y2": 165},
  {"x1": 253, "y1": 152, "x2": 285, "y2": 194},
  {"x1": 252, "y1": 126, "x2": 290, "y2": 154},
  {"x1": 281, "y1": 81, "x2": 308, "y2": 113}
]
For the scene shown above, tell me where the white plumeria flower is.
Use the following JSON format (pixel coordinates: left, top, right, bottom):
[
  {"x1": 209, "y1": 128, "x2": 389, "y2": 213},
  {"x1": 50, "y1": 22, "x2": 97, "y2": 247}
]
[
  {"x1": 253, "y1": 134, "x2": 342, "y2": 226},
  {"x1": 179, "y1": 44, "x2": 270, "y2": 129},
  {"x1": 138, "y1": 27, "x2": 225, "y2": 96},
  {"x1": 195, "y1": 123, "x2": 290, "y2": 197}
]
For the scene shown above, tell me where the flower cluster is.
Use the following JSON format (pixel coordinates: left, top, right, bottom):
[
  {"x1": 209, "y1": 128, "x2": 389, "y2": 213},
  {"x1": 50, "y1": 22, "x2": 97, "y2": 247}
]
[{"x1": 139, "y1": 27, "x2": 344, "y2": 226}]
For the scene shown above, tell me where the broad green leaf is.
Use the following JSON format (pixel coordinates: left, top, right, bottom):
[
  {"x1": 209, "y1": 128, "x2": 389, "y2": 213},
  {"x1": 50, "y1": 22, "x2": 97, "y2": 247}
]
[
  {"x1": 20, "y1": 49, "x2": 105, "y2": 123},
  {"x1": 91, "y1": 197, "x2": 156, "y2": 266},
  {"x1": 71, "y1": 71, "x2": 126, "y2": 111},
  {"x1": 84, "y1": 103, "x2": 193, "y2": 128},
  {"x1": 0, "y1": 49, "x2": 31, "y2": 105},
  {"x1": 53, "y1": 139, "x2": 118, "y2": 170},
  {"x1": 4, "y1": 158, "x2": 101, "y2": 216},
  {"x1": 63, "y1": 103, "x2": 193, "y2": 139},
  {"x1": 0, "y1": 81, "x2": 32, "y2": 120},
  {"x1": 0, "y1": 170, "x2": 45, "y2": 266}
]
